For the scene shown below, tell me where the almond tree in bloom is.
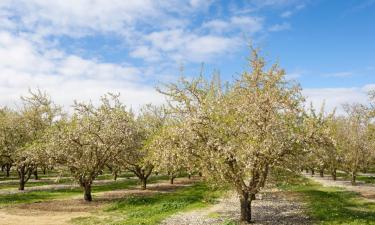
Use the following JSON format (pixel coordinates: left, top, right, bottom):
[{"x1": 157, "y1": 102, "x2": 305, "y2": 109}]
[
  {"x1": 0, "y1": 108, "x2": 22, "y2": 178},
  {"x1": 303, "y1": 104, "x2": 341, "y2": 179},
  {"x1": 158, "y1": 49, "x2": 305, "y2": 223},
  {"x1": 336, "y1": 103, "x2": 372, "y2": 185},
  {"x1": 49, "y1": 94, "x2": 135, "y2": 201},
  {"x1": 2, "y1": 90, "x2": 62, "y2": 190},
  {"x1": 148, "y1": 124, "x2": 190, "y2": 184},
  {"x1": 120, "y1": 104, "x2": 167, "y2": 189}
]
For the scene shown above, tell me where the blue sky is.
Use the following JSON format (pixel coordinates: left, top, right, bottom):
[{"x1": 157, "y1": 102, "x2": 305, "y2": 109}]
[{"x1": 0, "y1": 0, "x2": 374, "y2": 112}]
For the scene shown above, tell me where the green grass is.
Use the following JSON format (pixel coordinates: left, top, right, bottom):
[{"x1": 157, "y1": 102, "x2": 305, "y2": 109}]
[
  {"x1": 0, "y1": 177, "x2": 159, "y2": 206},
  {"x1": 358, "y1": 176, "x2": 375, "y2": 184},
  {"x1": 72, "y1": 182, "x2": 226, "y2": 225},
  {"x1": 276, "y1": 171, "x2": 375, "y2": 225},
  {"x1": 335, "y1": 171, "x2": 375, "y2": 184}
]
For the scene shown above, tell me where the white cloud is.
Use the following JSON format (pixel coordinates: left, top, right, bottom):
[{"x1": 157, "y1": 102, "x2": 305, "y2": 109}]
[
  {"x1": 202, "y1": 16, "x2": 263, "y2": 34},
  {"x1": 322, "y1": 71, "x2": 353, "y2": 78},
  {"x1": 0, "y1": 31, "x2": 164, "y2": 110},
  {"x1": 131, "y1": 29, "x2": 240, "y2": 63},
  {"x1": 281, "y1": 11, "x2": 293, "y2": 18},
  {"x1": 251, "y1": 0, "x2": 302, "y2": 8},
  {"x1": 303, "y1": 85, "x2": 374, "y2": 114},
  {"x1": 268, "y1": 22, "x2": 291, "y2": 32},
  {"x1": 0, "y1": 0, "x2": 315, "y2": 110},
  {"x1": 0, "y1": 0, "x2": 210, "y2": 37}
]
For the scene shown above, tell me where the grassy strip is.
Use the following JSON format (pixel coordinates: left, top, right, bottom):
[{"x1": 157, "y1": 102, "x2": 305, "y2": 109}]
[
  {"x1": 334, "y1": 172, "x2": 375, "y2": 184},
  {"x1": 72, "y1": 182, "x2": 226, "y2": 225},
  {"x1": 276, "y1": 171, "x2": 375, "y2": 225},
  {"x1": 0, "y1": 176, "x2": 169, "y2": 207}
]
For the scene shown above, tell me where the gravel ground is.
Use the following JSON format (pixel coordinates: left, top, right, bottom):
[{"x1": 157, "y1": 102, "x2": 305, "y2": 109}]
[{"x1": 162, "y1": 187, "x2": 311, "y2": 225}]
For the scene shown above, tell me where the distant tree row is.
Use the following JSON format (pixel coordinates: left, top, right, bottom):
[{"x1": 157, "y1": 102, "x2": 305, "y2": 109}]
[
  {"x1": 303, "y1": 94, "x2": 375, "y2": 185},
  {"x1": 0, "y1": 49, "x2": 373, "y2": 223}
]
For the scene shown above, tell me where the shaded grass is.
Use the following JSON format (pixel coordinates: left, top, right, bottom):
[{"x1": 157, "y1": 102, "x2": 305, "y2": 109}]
[
  {"x1": 72, "y1": 182, "x2": 226, "y2": 225},
  {"x1": 335, "y1": 172, "x2": 375, "y2": 184},
  {"x1": 275, "y1": 171, "x2": 375, "y2": 225}
]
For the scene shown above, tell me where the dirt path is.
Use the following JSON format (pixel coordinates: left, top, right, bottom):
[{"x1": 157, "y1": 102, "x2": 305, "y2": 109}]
[
  {"x1": 305, "y1": 173, "x2": 375, "y2": 200},
  {"x1": 0, "y1": 179, "x2": 193, "y2": 225},
  {"x1": 162, "y1": 187, "x2": 311, "y2": 225}
]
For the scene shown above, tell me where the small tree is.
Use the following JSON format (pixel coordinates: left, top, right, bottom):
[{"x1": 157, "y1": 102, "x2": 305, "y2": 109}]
[{"x1": 49, "y1": 94, "x2": 135, "y2": 201}]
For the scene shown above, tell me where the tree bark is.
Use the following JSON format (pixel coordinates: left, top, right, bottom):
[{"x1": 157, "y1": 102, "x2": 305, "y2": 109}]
[
  {"x1": 141, "y1": 177, "x2": 147, "y2": 190},
  {"x1": 351, "y1": 172, "x2": 356, "y2": 185},
  {"x1": 332, "y1": 169, "x2": 337, "y2": 181},
  {"x1": 319, "y1": 169, "x2": 324, "y2": 177},
  {"x1": 305, "y1": 169, "x2": 309, "y2": 173},
  {"x1": 33, "y1": 169, "x2": 38, "y2": 180},
  {"x1": 19, "y1": 180, "x2": 25, "y2": 191},
  {"x1": 83, "y1": 184, "x2": 92, "y2": 201},
  {"x1": 5, "y1": 164, "x2": 10, "y2": 177},
  {"x1": 170, "y1": 176, "x2": 175, "y2": 184},
  {"x1": 311, "y1": 168, "x2": 315, "y2": 176},
  {"x1": 239, "y1": 192, "x2": 252, "y2": 223}
]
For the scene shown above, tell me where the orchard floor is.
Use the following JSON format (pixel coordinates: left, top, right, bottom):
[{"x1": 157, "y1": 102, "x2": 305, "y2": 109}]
[
  {"x1": 7, "y1": 172, "x2": 374, "y2": 225},
  {"x1": 304, "y1": 173, "x2": 375, "y2": 201},
  {"x1": 162, "y1": 187, "x2": 311, "y2": 225},
  {"x1": 0, "y1": 179, "x2": 192, "y2": 225}
]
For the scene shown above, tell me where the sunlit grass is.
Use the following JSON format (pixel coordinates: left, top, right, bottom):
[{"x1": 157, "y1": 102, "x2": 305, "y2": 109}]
[
  {"x1": 276, "y1": 171, "x2": 375, "y2": 225},
  {"x1": 72, "y1": 182, "x2": 226, "y2": 225},
  {"x1": 0, "y1": 175, "x2": 168, "y2": 207}
]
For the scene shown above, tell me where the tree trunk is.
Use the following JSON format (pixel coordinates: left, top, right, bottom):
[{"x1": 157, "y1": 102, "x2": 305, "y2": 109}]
[
  {"x1": 83, "y1": 184, "x2": 92, "y2": 201},
  {"x1": 43, "y1": 167, "x2": 46, "y2": 175},
  {"x1": 18, "y1": 166, "x2": 26, "y2": 190},
  {"x1": 351, "y1": 172, "x2": 356, "y2": 185},
  {"x1": 19, "y1": 180, "x2": 25, "y2": 191},
  {"x1": 5, "y1": 164, "x2": 10, "y2": 177},
  {"x1": 332, "y1": 169, "x2": 337, "y2": 181},
  {"x1": 251, "y1": 193, "x2": 256, "y2": 201},
  {"x1": 188, "y1": 174, "x2": 191, "y2": 179},
  {"x1": 305, "y1": 169, "x2": 309, "y2": 173},
  {"x1": 319, "y1": 169, "x2": 324, "y2": 177},
  {"x1": 113, "y1": 172, "x2": 118, "y2": 181},
  {"x1": 239, "y1": 192, "x2": 252, "y2": 223},
  {"x1": 141, "y1": 177, "x2": 147, "y2": 190},
  {"x1": 170, "y1": 176, "x2": 175, "y2": 184},
  {"x1": 33, "y1": 169, "x2": 38, "y2": 180},
  {"x1": 18, "y1": 170, "x2": 25, "y2": 191}
]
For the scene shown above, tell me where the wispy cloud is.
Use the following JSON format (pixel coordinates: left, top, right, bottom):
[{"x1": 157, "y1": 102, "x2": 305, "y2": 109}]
[
  {"x1": 0, "y1": 31, "x2": 165, "y2": 110},
  {"x1": 303, "y1": 85, "x2": 374, "y2": 114},
  {"x1": 322, "y1": 71, "x2": 354, "y2": 78},
  {"x1": 268, "y1": 22, "x2": 291, "y2": 32}
]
